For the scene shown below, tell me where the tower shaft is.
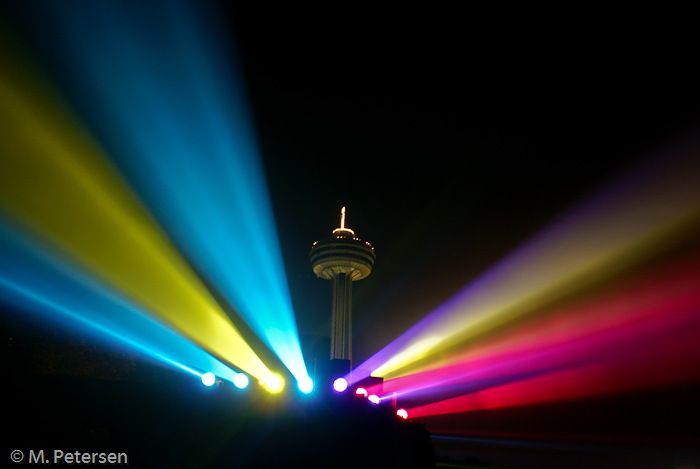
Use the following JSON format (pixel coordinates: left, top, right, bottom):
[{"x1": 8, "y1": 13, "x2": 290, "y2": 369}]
[
  {"x1": 330, "y1": 273, "x2": 352, "y2": 360},
  {"x1": 310, "y1": 207, "x2": 375, "y2": 368}
]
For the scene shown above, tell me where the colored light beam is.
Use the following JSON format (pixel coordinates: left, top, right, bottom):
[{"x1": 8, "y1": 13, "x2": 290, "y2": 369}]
[
  {"x1": 0, "y1": 223, "x2": 246, "y2": 386},
  {"x1": 0, "y1": 29, "x2": 275, "y2": 384},
  {"x1": 2, "y1": 1, "x2": 309, "y2": 385},
  {"x1": 352, "y1": 135, "x2": 700, "y2": 382},
  {"x1": 367, "y1": 245, "x2": 700, "y2": 415}
]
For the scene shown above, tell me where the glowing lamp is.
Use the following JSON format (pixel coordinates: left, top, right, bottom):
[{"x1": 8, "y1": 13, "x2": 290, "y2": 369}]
[
  {"x1": 201, "y1": 372, "x2": 216, "y2": 387},
  {"x1": 333, "y1": 377, "x2": 348, "y2": 392},
  {"x1": 298, "y1": 376, "x2": 314, "y2": 394},
  {"x1": 233, "y1": 373, "x2": 249, "y2": 389},
  {"x1": 263, "y1": 374, "x2": 283, "y2": 393},
  {"x1": 368, "y1": 394, "x2": 380, "y2": 404},
  {"x1": 397, "y1": 408, "x2": 408, "y2": 419},
  {"x1": 355, "y1": 387, "x2": 368, "y2": 398},
  {"x1": 266, "y1": 375, "x2": 283, "y2": 392}
]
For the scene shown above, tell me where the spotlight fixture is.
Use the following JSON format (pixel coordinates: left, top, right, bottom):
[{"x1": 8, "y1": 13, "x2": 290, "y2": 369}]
[
  {"x1": 298, "y1": 376, "x2": 314, "y2": 394},
  {"x1": 333, "y1": 377, "x2": 348, "y2": 392},
  {"x1": 201, "y1": 372, "x2": 216, "y2": 387},
  {"x1": 262, "y1": 374, "x2": 283, "y2": 393},
  {"x1": 233, "y1": 373, "x2": 249, "y2": 389}
]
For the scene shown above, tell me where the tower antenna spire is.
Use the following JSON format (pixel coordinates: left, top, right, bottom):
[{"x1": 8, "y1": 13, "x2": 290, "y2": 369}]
[
  {"x1": 332, "y1": 206, "x2": 354, "y2": 236},
  {"x1": 310, "y1": 208, "x2": 375, "y2": 367}
]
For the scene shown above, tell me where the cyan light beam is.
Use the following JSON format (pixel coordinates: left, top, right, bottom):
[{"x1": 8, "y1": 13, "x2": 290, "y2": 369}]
[
  {"x1": 3, "y1": 0, "x2": 309, "y2": 386},
  {"x1": 0, "y1": 222, "x2": 245, "y2": 386},
  {"x1": 0, "y1": 25, "x2": 277, "y2": 386}
]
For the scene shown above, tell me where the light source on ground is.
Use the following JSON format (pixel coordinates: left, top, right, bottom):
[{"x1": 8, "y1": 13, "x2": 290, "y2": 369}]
[
  {"x1": 397, "y1": 408, "x2": 408, "y2": 419},
  {"x1": 233, "y1": 373, "x2": 249, "y2": 389},
  {"x1": 333, "y1": 377, "x2": 348, "y2": 392},
  {"x1": 298, "y1": 376, "x2": 314, "y2": 394},
  {"x1": 368, "y1": 394, "x2": 380, "y2": 404},
  {"x1": 355, "y1": 387, "x2": 368, "y2": 397},
  {"x1": 263, "y1": 374, "x2": 283, "y2": 393},
  {"x1": 201, "y1": 372, "x2": 216, "y2": 386}
]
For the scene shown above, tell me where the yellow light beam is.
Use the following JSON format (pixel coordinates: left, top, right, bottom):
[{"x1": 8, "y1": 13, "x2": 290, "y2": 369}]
[
  {"x1": 372, "y1": 139, "x2": 700, "y2": 380},
  {"x1": 0, "y1": 35, "x2": 273, "y2": 382}
]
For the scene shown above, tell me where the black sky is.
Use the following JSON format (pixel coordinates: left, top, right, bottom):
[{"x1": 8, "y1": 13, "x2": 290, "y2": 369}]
[
  {"x1": 2, "y1": 8, "x2": 699, "y2": 467},
  {"x1": 226, "y1": 6, "x2": 700, "y2": 364},
  {"x1": 1, "y1": 3, "x2": 698, "y2": 373}
]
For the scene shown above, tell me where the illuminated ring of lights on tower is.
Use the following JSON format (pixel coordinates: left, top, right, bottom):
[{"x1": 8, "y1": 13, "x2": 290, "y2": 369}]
[{"x1": 310, "y1": 207, "x2": 375, "y2": 363}]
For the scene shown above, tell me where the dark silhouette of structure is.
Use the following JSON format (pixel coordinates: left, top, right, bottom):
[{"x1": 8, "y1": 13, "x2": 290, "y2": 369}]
[{"x1": 310, "y1": 207, "x2": 375, "y2": 369}]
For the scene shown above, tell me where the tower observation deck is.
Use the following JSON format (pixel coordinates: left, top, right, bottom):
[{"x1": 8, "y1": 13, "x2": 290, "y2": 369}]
[{"x1": 310, "y1": 207, "x2": 375, "y2": 362}]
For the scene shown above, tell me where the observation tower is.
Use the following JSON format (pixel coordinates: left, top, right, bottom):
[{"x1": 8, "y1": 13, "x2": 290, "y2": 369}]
[{"x1": 310, "y1": 207, "x2": 375, "y2": 363}]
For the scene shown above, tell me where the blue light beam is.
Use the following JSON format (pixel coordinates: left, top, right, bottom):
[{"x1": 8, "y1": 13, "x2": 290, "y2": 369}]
[
  {"x1": 0, "y1": 221, "x2": 247, "y2": 387},
  {"x1": 4, "y1": 1, "x2": 310, "y2": 384}
]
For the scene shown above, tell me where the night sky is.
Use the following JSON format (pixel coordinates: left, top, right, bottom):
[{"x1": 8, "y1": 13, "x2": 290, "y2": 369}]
[
  {"x1": 2, "y1": 4, "x2": 700, "y2": 467},
  {"x1": 226, "y1": 6, "x2": 699, "y2": 364},
  {"x1": 1, "y1": 2, "x2": 698, "y2": 383}
]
